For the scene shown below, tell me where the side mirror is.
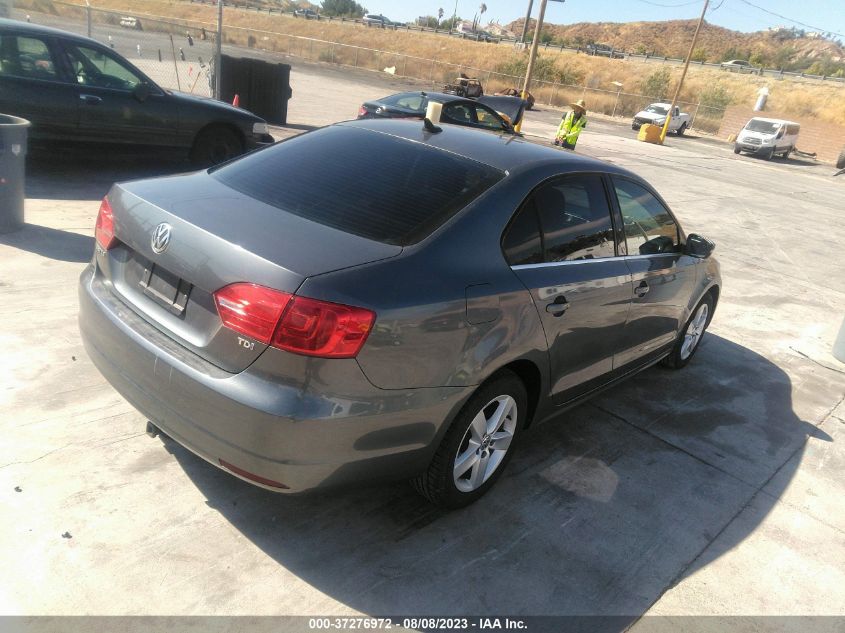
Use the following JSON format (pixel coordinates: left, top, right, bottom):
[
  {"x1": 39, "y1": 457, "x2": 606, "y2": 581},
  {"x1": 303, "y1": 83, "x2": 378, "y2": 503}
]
[
  {"x1": 133, "y1": 82, "x2": 151, "y2": 103},
  {"x1": 685, "y1": 233, "x2": 715, "y2": 258}
]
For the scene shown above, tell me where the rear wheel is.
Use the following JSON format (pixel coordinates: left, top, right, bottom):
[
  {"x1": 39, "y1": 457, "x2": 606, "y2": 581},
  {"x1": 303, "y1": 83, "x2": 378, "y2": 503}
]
[
  {"x1": 677, "y1": 122, "x2": 687, "y2": 136},
  {"x1": 190, "y1": 126, "x2": 244, "y2": 167},
  {"x1": 412, "y1": 370, "x2": 526, "y2": 509},
  {"x1": 836, "y1": 147, "x2": 845, "y2": 169},
  {"x1": 662, "y1": 294, "x2": 714, "y2": 369}
]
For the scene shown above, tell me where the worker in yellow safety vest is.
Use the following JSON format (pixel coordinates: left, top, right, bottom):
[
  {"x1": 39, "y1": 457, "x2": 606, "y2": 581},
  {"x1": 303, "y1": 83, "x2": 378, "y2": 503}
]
[{"x1": 554, "y1": 99, "x2": 587, "y2": 150}]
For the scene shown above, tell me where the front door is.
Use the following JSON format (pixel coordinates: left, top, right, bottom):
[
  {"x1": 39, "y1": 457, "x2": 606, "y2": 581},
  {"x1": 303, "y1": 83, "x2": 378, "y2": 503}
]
[
  {"x1": 59, "y1": 41, "x2": 178, "y2": 147},
  {"x1": 610, "y1": 176, "x2": 699, "y2": 369},
  {"x1": 504, "y1": 174, "x2": 633, "y2": 404}
]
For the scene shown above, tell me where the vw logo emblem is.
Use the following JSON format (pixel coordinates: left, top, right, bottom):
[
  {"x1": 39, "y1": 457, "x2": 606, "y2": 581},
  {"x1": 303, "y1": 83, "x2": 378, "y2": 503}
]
[{"x1": 151, "y1": 222, "x2": 172, "y2": 254}]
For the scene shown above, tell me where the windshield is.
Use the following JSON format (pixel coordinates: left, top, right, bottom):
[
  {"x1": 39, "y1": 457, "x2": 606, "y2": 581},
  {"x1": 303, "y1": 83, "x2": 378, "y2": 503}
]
[
  {"x1": 745, "y1": 119, "x2": 780, "y2": 134},
  {"x1": 212, "y1": 126, "x2": 504, "y2": 246},
  {"x1": 645, "y1": 105, "x2": 669, "y2": 115}
]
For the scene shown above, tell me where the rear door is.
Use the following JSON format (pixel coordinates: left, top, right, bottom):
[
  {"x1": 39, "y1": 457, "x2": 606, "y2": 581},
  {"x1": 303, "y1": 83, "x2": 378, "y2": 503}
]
[
  {"x1": 610, "y1": 176, "x2": 698, "y2": 369},
  {"x1": 0, "y1": 32, "x2": 77, "y2": 142},
  {"x1": 505, "y1": 174, "x2": 632, "y2": 404},
  {"x1": 57, "y1": 40, "x2": 178, "y2": 146}
]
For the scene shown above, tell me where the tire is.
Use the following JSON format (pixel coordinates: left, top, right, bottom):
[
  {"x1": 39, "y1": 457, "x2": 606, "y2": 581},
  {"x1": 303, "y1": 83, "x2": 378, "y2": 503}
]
[
  {"x1": 733, "y1": 145, "x2": 741, "y2": 154},
  {"x1": 190, "y1": 126, "x2": 244, "y2": 167},
  {"x1": 782, "y1": 146, "x2": 792, "y2": 159},
  {"x1": 836, "y1": 147, "x2": 845, "y2": 170},
  {"x1": 412, "y1": 370, "x2": 527, "y2": 509},
  {"x1": 764, "y1": 148, "x2": 774, "y2": 160},
  {"x1": 677, "y1": 122, "x2": 687, "y2": 136},
  {"x1": 662, "y1": 294, "x2": 714, "y2": 369}
]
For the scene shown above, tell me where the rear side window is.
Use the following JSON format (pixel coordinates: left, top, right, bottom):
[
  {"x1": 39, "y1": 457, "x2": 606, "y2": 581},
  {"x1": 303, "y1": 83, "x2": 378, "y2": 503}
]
[
  {"x1": 212, "y1": 126, "x2": 504, "y2": 246},
  {"x1": 502, "y1": 206, "x2": 543, "y2": 266},
  {"x1": 382, "y1": 93, "x2": 425, "y2": 111},
  {"x1": 613, "y1": 178, "x2": 679, "y2": 255},
  {"x1": 0, "y1": 35, "x2": 58, "y2": 80},
  {"x1": 534, "y1": 175, "x2": 616, "y2": 262}
]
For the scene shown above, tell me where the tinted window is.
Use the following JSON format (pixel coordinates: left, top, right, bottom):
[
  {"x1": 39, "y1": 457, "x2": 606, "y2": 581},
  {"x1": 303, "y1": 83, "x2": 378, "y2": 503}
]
[
  {"x1": 382, "y1": 92, "x2": 425, "y2": 111},
  {"x1": 534, "y1": 175, "x2": 616, "y2": 262},
  {"x1": 473, "y1": 104, "x2": 506, "y2": 130},
  {"x1": 0, "y1": 35, "x2": 57, "y2": 80},
  {"x1": 613, "y1": 178, "x2": 679, "y2": 255},
  {"x1": 502, "y1": 206, "x2": 542, "y2": 266},
  {"x1": 66, "y1": 44, "x2": 143, "y2": 90},
  {"x1": 442, "y1": 103, "x2": 474, "y2": 125},
  {"x1": 212, "y1": 126, "x2": 504, "y2": 246}
]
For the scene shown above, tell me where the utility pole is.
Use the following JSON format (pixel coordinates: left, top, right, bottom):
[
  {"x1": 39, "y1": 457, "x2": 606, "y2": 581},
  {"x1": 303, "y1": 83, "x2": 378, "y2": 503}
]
[
  {"x1": 451, "y1": 0, "x2": 458, "y2": 32},
  {"x1": 514, "y1": 0, "x2": 549, "y2": 132},
  {"x1": 659, "y1": 0, "x2": 709, "y2": 142},
  {"x1": 214, "y1": 0, "x2": 223, "y2": 99},
  {"x1": 519, "y1": 0, "x2": 534, "y2": 44}
]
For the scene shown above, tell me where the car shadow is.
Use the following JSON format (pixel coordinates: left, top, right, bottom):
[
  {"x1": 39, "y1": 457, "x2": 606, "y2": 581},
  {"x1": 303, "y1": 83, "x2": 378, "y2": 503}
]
[
  {"x1": 0, "y1": 223, "x2": 93, "y2": 263},
  {"x1": 160, "y1": 334, "x2": 833, "y2": 627},
  {"x1": 26, "y1": 150, "x2": 195, "y2": 201}
]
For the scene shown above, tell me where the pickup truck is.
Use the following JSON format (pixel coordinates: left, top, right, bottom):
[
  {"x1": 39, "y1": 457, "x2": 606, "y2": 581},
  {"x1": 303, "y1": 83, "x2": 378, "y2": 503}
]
[{"x1": 632, "y1": 103, "x2": 691, "y2": 135}]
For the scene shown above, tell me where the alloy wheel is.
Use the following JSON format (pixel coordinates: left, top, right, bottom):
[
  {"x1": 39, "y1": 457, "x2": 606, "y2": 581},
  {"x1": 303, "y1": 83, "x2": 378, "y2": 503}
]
[
  {"x1": 453, "y1": 395, "x2": 518, "y2": 493},
  {"x1": 680, "y1": 303, "x2": 709, "y2": 360}
]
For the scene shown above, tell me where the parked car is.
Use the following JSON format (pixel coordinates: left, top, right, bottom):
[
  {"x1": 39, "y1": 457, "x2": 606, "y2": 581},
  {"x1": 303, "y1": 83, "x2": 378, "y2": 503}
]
[
  {"x1": 443, "y1": 76, "x2": 483, "y2": 98},
  {"x1": 78, "y1": 118, "x2": 720, "y2": 508},
  {"x1": 632, "y1": 103, "x2": 691, "y2": 135},
  {"x1": 293, "y1": 8, "x2": 318, "y2": 18},
  {"x1": 357, "y1": 91, "x2": 523, "y2": 131},
  {"x1": 495, "y1": 87, "x2": 535, "y2": 110},
  {"x1": 0, "y1": 18, "x2": 273, "y2": 165},
  {"x1": 733, "y1": 117, "x2": 800, "y2": 159},
  {"x1": 362, "y1": 14, "x2": 392, "y2": 26}
]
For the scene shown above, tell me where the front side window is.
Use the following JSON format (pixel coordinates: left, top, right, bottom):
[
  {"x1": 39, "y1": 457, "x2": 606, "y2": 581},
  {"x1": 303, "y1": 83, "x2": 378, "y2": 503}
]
[
  {"x1": 534, "y1": 175, "x2": 616, "y2": 262},
  {"x1": 66, "y1": 44, "x2": 143, "y2": 90},
  {"x1": 442, "y1": 103, "x2": 474, "y2": 125},
  {"x1": 613, "y1": 178, "x2": 679, "y2": 255},
  {"x1": 0, "y1": 35, "x2": 58, "y2": 80},
  {"x1": 472, "y1": 104, "x2": 506, "y2": 130}
]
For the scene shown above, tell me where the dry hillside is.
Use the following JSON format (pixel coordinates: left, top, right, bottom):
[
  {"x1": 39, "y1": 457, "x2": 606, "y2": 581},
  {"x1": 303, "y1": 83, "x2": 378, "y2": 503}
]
[{"x1": 511, "y1": 18, "x2": 845, "y2": 72}]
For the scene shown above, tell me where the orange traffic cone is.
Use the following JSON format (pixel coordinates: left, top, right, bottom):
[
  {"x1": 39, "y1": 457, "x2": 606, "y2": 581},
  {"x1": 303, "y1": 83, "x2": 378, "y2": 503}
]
[{"x1": 232, "y1": 94, "x2": 240, "y2": 107}]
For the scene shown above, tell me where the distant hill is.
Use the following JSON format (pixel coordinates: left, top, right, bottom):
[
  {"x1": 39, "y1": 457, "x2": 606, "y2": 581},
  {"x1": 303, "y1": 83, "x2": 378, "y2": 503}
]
[{"x1": 508, "y1": 18, "x2": 845, "y2": 74}]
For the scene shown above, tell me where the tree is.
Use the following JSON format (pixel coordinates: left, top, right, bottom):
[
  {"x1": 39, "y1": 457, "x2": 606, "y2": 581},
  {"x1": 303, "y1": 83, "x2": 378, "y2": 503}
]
[
  {"x1": 438, "y1": 7, "x2": 444, "y2": 24},
  {"x1": 640, "y1": 68, "x2": 672, "y2": 100},
  {"x1": 320, "y1": 0, "x2": 366, "y2": 18},
  {"x1": 691, "y1": 47, "x2": 708, "y2": 62},
  {"x1": 417, "y1": 15, "x2": 439, "y2": 28},
  {"x1": 472, "y1": 2, "x2": 486, "y2": 31}
]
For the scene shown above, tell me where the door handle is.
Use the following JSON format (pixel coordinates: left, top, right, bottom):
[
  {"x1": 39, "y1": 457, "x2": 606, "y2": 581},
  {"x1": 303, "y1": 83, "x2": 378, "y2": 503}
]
[
  {"x1": 79, "y1": 94, "x2": 102, "y2": 105},
  {"x1": 634, "y1": 281, "x2": 650, "y2": 297},
  {"x1": 545, "y1": 295, "x2": 570, "y2": 317}
]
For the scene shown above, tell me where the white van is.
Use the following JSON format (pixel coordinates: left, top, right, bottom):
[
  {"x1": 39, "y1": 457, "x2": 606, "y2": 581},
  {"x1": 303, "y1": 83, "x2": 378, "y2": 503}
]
[{"x1": 734, "y1": 117, "x2": 800, "y2": 159}]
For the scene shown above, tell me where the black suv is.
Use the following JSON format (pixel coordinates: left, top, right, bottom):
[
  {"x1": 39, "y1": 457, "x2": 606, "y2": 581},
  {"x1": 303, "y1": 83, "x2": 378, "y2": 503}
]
[{"x1": 0, "y1": 18, "x2": 274, "y2": 165}]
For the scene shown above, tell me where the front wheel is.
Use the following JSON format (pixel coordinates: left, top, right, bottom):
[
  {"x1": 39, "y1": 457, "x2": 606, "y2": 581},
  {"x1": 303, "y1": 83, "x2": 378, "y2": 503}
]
[
  {"x1": 190, "y1": 126, "x2": 244, "y2": 167},
  {"x1": 412, "y1": 370, "x2": 527, "y2": 509},
  {"x1": 662, "y1": 294, "x2": 714, "y2": 369},
  {"x1": 733, "y1": 145, "x2": 741, "y2": 154}
]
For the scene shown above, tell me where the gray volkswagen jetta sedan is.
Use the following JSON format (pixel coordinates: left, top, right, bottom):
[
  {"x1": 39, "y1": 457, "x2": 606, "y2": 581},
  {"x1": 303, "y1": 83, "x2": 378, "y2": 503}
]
[{"x1": 79, "y1": 118, "x2": 720, "y2": 508}]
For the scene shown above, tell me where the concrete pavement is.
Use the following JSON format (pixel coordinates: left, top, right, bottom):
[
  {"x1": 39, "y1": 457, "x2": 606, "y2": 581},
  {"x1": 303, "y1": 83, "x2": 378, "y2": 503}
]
[{"x1": 1, "y1": 57, "x2": 844, "y2": 630}]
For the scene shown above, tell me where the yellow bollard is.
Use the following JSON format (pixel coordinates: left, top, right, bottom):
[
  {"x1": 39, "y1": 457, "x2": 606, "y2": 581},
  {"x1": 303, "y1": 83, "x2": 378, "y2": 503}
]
[{"x1": 637, "y1": 124, "x2": 662, "y2": 144}]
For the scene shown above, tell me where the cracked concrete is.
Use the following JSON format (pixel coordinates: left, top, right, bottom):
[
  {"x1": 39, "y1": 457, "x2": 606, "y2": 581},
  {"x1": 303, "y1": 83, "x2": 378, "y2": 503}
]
[{"x1": 1, "y1": 54, "x2": 844, "y2": 625}]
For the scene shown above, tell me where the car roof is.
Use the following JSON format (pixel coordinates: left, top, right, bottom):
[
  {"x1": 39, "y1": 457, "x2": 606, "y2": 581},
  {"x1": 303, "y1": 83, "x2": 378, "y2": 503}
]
[
  {"x1": 338, "y1": 118, "x2": 635, "y2": 177},
  {"x1": 748, "y1": 117, "x2": 800, "y2": 126},
  {"x1": 0, "y1": 17, "x2": 100, "y2": 45}
]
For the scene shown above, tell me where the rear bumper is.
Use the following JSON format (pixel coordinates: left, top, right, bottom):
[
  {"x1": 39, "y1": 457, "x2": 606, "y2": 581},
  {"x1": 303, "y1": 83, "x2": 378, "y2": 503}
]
[{"x1": 78, "y1": 265, "x2": 469, "y2": 492}]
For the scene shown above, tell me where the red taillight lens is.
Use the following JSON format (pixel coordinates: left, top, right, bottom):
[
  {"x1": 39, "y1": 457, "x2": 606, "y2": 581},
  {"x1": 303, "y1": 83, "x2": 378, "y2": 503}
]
[
  {"x1": 272, "y1": 296, "x2": 375, "y2": 358},
  {"x1": 357, "y1": 105, "x2": 367, "y2": 117},
  {"x1": 214, "y1": 283, "x2": 292, "y2": 344},
  {"x1": 214, "y1": 283, "x2": 375, "y2": 358},
  {"x1": 95, "y1": 197, "x2": 117, "y2": 250}
]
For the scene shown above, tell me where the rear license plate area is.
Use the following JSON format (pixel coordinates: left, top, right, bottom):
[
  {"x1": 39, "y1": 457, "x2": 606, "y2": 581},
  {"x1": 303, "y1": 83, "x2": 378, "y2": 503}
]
[{"x1": 140, "y1": 264, "x2": 192, "y2": 316}]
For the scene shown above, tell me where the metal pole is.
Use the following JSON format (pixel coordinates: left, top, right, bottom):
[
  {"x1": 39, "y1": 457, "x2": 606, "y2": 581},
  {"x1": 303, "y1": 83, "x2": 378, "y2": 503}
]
[
  {"x1": 520, "y1": 0, "x2": 534, "y2": 44},
  {"x1": 515, "y1": 0, "x2": 547, "y2": 132},
  {"x1": 169, "y1": 34, "x2": 182, "y2": 91},
  {"x1": 214, "y1": 0, "x2": 223, "y2": 99},
  {"x1": 85, "y1": 0, "x2": 91, "y2": 38},
  {"x1": 660, "y1": 0, "x2": 708, "y2": 142},
  {"x1": 451, "y1": 0, "x2": 458, "y2": 32}
]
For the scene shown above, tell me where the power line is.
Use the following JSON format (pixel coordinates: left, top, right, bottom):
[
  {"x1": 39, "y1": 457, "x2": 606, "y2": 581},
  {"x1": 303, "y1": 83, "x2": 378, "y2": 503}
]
[
  {"x1": 634, "y1": 0, "x2": 701, "y2": 8},
  {"x1": 735, "y1": 0, "x2": 844, "y2": 38}
]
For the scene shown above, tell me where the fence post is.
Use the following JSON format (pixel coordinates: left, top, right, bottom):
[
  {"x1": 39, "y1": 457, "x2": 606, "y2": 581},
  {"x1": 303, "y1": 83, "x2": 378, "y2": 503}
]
[
  {"x1": 549, "y1": 81, "x2": 558, "y2": 106},
  {"x1": 402, "y1": 55, "x2": 407, "y2": 77},
  {"x1": 690, "y1": 101, "x2": 701, "y2": 129},
  {"x1": 355, "y1": 47, "x2": 359, "y2": 68},
  {"x1": 429, "y1": 59, "x2": 435, "y2": 82},
  {"x1": 331, "y1": 42, "x2": 334, "y2": 64}
]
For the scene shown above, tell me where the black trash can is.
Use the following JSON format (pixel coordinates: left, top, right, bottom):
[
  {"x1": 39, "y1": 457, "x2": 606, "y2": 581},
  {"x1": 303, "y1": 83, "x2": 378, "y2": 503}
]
[{"x1": 0, "y1": 114, "x2": 30, "y2": 234}]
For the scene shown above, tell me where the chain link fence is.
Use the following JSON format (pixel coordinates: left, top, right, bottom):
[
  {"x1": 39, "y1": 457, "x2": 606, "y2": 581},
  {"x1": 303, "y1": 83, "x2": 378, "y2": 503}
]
[{"x1": 40, "y1": 1, "x2": 728, "y2": 133}]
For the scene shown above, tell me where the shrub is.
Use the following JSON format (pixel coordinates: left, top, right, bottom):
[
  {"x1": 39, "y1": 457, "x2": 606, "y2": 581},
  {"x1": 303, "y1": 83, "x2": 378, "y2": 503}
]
[{"x1": 640, "y1": 68, "x2": 672, "y2": 100}]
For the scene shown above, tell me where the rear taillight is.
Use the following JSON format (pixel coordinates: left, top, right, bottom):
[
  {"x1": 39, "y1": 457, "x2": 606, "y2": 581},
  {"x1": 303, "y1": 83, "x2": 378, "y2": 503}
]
[
  {"x1": 357, "y1": 105, "x2": 367, "y2": 117},
  {"x1": 272, "y1": 296, "x2": 375, "y2": 358},
  {"x1": 214, "y1": 283, "x2": 292, "y2": 344},
  {"x1": 214, "y1": 284, "x2": 375, "y2": 358},
  {"x1": 95, "y1": 197, "x2": 117, "y2": 250}
]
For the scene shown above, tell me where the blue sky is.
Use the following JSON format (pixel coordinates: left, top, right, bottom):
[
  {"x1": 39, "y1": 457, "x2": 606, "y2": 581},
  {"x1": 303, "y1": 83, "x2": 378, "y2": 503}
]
[{"x1": 357, "y1": 0, "x2": 845, "y2": 37}]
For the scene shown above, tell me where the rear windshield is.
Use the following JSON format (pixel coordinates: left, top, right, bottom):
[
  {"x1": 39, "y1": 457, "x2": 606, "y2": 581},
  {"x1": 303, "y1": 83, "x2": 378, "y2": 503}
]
[{"x1": 211, "y1": 126, "x2": 504, "y2": 246}]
